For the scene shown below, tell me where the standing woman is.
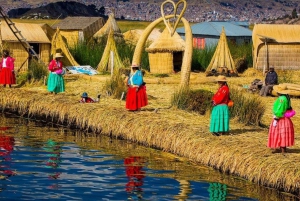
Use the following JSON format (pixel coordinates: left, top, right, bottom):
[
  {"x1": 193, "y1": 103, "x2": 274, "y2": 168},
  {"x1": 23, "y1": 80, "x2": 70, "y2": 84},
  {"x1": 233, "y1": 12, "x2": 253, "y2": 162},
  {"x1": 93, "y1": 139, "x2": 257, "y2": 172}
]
[
  {"x1": 125, "y1": 64, "x2": 148, "y2": 111},
  {"x1": 268, "y1": 92, "x2": 295, "y2": 153},
  {"x1": 47, "y1": 53, "x2": 65, "y2": 94},
  {"x1": 210, "y1": 75, "x2": 230, "y2": 136},
  {"x1": 0, "y1": 50, "x2": 16, "y2": 88}
]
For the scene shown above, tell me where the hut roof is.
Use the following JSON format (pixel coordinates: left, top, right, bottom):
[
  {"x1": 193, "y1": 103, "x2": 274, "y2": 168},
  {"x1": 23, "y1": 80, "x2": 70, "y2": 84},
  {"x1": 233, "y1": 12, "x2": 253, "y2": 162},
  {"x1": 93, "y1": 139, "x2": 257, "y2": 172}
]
[
  {"x1": 176, "y1": 21, "x2": 252, "y2": 37},
  {"x1": 93, "y1": 13, "x2": 122, "y2": 38},
  {"x1": 205, "y1": 27, "x2": 237, "y2": 74},
  {"x1": 1, "y1": 22, "x2": 50, "y2": 43},
  {"x1": 123, "y1": 28, "x2": 161, "y2": 45},
  {"x1": 52, "y1": 16, "x2": 104, "y2": 30},
  {"x1": 146, "y1": 28, "x2": 185, "y2": 53}
]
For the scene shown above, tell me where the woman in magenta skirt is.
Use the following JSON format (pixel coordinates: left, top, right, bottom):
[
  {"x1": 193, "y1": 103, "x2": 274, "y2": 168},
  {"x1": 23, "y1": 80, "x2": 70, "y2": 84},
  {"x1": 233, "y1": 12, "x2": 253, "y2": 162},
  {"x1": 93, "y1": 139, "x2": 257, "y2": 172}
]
[
  {"x1": 0, "y1": 50, "x2": 16, "y2": 88},
  {"x1": 125, "y1": 64, "x2": 148, "y2": 111},
  {"x1": 268, "y1": 92, "x2": 295, "y2": 153}
]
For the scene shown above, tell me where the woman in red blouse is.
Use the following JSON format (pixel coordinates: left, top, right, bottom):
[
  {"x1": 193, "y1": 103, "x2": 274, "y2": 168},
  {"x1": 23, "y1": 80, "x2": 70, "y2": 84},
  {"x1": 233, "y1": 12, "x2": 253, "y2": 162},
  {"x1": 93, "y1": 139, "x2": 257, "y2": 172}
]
[{"x1": 210, "y1": 75, "x2": 230, "y2": 136}]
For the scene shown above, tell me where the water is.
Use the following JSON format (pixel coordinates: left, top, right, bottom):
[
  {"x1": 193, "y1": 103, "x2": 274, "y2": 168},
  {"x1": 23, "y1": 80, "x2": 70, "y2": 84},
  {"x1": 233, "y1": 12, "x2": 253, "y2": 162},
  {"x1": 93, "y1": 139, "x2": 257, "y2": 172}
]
[{"x1": 0, "y1": 113, "x2": 298, "y2": 201}]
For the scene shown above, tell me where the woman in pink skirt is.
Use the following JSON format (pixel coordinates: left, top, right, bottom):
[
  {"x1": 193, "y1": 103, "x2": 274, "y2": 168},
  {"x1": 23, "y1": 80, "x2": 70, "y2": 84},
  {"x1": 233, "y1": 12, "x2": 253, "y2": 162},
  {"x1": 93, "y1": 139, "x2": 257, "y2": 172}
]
[
  {"x1": 268, "y1": 92, "x2": 295, "y2": 153},
  {"x1": 125, "y1": 64, "x2": 148, "y2": 111}
]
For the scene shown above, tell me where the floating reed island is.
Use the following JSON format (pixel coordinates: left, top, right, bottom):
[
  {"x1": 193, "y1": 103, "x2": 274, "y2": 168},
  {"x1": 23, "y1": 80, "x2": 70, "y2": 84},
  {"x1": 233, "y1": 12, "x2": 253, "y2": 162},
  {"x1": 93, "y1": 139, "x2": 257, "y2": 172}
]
[{"x1": 0, "y1": 70, "x2": 300, "y2": 197}]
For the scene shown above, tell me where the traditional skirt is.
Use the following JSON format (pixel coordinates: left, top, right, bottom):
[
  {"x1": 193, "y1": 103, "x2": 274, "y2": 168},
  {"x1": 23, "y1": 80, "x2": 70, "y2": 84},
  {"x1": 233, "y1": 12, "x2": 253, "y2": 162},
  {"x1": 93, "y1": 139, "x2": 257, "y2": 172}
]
[
  {"x1": 268, "y1": 117, "x2": 294, "y2": 148},
  {"x1": 47, "y1": 72, "x2": 65, "y2": 93},
  {"x1": 126, "y1": 85, "x2": 148, "y2": 111},
  {"x1": 210, "y1": 104, "x2": 230, "y2": 133},
  {"x1": 0, "y1": 68, "x2": 16, "y2": 85}
]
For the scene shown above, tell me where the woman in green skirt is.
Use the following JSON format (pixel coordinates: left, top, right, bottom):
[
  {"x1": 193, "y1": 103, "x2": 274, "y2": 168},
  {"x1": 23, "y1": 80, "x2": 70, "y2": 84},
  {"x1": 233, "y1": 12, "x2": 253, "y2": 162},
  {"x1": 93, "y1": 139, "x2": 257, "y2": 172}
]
[
  {"x1": 47, "y1": 53, "x2": 65, "y2": 94},
  {"x1": 210, "y1": 75, "x2": 230, "y2": 136}
]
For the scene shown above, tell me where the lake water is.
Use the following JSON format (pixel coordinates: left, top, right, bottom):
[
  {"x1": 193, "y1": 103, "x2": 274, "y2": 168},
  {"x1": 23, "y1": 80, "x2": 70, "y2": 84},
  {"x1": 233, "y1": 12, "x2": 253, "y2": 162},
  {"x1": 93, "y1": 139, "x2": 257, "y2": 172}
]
[{"x1": 0, "y1": 113, "x2": 297, "y2": 201}]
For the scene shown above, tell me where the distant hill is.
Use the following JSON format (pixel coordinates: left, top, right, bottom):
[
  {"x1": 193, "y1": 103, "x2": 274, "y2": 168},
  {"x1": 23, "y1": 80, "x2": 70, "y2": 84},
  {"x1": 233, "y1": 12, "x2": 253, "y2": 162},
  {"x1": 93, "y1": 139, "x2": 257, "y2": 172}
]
[{"x1": 7, "y1": 1, "x2": 105, "y2": 19}]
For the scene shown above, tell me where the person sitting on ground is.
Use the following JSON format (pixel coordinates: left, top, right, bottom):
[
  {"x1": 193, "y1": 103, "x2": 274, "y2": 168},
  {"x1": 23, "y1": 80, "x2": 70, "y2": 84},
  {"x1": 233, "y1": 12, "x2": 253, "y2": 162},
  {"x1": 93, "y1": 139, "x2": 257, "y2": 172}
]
[
  {"x1": 79, "y1": 92, "x2": 100, "y2": 103},
  {"x1": 259, "y1": 67, "x2": 278, "y2": 96}
]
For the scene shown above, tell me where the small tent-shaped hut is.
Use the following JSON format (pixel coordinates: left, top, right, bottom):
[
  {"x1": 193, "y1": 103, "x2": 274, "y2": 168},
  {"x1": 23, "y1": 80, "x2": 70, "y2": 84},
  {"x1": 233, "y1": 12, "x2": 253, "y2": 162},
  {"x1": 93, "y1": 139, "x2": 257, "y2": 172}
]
[
  {"x1": 52, "y1": 17, "x2": 104, "y2": 47},
  {"x1": 252, "y1": 24, "x2": 300, "y2": 71},
  {"x1": 93, "y1": 13, "x2": 124, "y2": 43},
  {"x1": 97, "y1": 28, "x2": 124, "y2": 72},
  {"x1": 146, "y1": 28, "x2": 185, "y2": 74},
  {"x1": 1, "y1": 22, "x2": 51, "y2": 72},
  {"x1": 205, "y1": 27, "x2": 237, "y2": 76},
  {"x1": 51, "y1": 28, "x2": 79, "y2": 67}
]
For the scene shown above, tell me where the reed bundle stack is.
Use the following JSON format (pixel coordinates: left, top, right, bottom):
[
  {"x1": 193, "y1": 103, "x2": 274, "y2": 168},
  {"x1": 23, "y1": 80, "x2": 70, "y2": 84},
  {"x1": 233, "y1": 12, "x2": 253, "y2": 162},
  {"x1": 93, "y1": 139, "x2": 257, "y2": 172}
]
[{"x1": 272, "y1": 83, "x2": 300, "y2": 97}]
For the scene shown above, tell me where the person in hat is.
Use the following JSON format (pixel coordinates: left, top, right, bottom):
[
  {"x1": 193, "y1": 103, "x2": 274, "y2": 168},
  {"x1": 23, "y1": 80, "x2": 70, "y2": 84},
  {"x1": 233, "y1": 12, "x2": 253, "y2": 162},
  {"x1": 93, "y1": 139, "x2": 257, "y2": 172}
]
[
  {"x1": 268, "y1": 91, "x2": 295, "y2": 153},
  {"x1": 47, "y1": 53, "x2": 65, "y2": 94},
  {"x1": 0, "y1": 50, "x2": 16, "y2": 88},
  {"x1": 259, "y1": 67, "x2": 278, "y2": 96},
  {"x1": 79, "y1": 92, "x2": 100, "y2": 103},
  {"x1": 125, "y1": 64, "x2": 148, "y2": 111},
  {"x1": 210, "y1": 75, "x2": 231, "y2": 136}
]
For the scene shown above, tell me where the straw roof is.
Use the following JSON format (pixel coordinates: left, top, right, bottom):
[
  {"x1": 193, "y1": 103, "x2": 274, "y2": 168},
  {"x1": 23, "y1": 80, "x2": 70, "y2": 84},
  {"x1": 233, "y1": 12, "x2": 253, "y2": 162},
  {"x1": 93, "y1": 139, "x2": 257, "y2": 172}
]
[
  {"x1": 51, "y1": 28, "x2": 79, "y2": 66},
  {"x1": 146, "y1": 28, "x2": 185, "y2": 53},
  {"x1": 205, "y1": 27, "x2": 237, "y2": 74},
  {"x1": 97, "y1": 28, "x2": 124, "y2": 71},
  {"x1": 52, "y1": 16, "x2": 104, "y2": 30},
  {"x1": 123, "y1": 28, "x2": 161, "y2": 45},
  {"x1": 1, "y1": 22, "x2": 50, "y2": 43},
  {"x1": 93, "y1": 13, "x2": 123, "y2": 42}
]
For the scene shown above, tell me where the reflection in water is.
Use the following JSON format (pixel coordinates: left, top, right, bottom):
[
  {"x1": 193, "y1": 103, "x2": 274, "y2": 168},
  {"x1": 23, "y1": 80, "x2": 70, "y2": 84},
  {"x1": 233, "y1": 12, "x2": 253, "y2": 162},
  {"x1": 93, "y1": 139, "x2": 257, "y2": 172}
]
[
  {"x1": 0, "y1": 127, "x2": 15, "y2": 178},
  {"x1": 44, "y1": 139, "x2": 62, "y2": 189},
  {"x1": 208, "y1": 182, "x2": 227, "y2": 201},
  {"x1": 174, "y1": 180, "x2": 192, "y2": 201},
  {"x1": 124, "y1": 156, "x2": 145, "y2": 200}
]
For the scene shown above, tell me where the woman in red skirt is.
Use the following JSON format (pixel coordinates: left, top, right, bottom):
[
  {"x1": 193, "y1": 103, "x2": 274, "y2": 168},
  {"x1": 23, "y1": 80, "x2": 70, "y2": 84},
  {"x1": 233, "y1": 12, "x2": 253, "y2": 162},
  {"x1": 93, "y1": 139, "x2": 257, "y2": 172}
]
[
  {"x1": 0, "y1": 50, "x2": 16, "y2": 88},
  {"x1": 125, "y1": 64, "x2": 148, "y2": 111},
  {"x1": 268, "y1": 92, "x2": 295, "y2": 153}
]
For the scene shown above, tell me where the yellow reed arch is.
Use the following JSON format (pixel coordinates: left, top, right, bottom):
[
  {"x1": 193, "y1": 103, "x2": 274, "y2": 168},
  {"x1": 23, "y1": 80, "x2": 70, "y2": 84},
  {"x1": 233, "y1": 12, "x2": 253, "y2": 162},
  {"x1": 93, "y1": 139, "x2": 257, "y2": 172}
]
[{"x1": 132, "y1": 15, "x2": 193, "y2": 88}]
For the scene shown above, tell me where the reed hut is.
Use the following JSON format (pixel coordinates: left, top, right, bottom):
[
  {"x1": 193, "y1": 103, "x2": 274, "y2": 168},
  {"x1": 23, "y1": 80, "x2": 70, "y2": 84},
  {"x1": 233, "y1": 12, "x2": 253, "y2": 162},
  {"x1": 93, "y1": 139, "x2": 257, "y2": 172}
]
[
  {"x1": 0, "y1": 22, "x2": 51, "y2": 72},
  {"x1": 51, "y1": 28, "x2": 79, "y2": 67},
  {"x1": 123, "y1": 28, "x2": 161, "y2": 46},
  {"x1": 97, "y1": 28, "x2": 124, "y2": 72},
  {"x1": 145, "y1": 28, "x2": 185, "y2": 74},
  {"x1": 93, "y1": 13, "x2": 124, "y2": 43},
  {"x1": 205, "y1": 27, "x2": 237, "y2": 76},
  {"x1": 52, "y1": 16, "x2": 104, "y2": 47},
  {"x1": 252, "y1": 24, "x2": 300, "y2": 71}
]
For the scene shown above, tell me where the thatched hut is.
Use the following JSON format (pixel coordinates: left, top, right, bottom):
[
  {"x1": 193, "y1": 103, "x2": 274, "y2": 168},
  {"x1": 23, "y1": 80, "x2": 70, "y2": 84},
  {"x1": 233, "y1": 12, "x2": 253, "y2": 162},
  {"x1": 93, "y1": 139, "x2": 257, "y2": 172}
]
[
  {"x1": 205, "y1": 27, "x2": 237, "y2": 76},
  {"x1": 0, "y1": 22, "x2": 51, "y2": 72},
  {"x1": 145, "y1": 28, "x2": 185, "y2": 74},
  {"x1": 52, "y1": 16, "x2": 104, "y2": 47},
  {"x1": 253, "y1": 24, "x2": 300, "y2": 71},
  {"x1": 93, "y1": 13, "x2": 124, "y2": 43},
  {"x1": 123, "y1": 28, "x2": 161, "y2": 46}
]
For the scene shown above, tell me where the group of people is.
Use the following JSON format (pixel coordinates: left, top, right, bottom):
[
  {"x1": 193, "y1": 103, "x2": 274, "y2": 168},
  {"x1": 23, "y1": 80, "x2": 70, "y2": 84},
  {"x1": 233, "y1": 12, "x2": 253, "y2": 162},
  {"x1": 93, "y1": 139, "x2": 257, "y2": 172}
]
[{"x1": 210, "y1": 72, "x2": 294, "y2": 154}]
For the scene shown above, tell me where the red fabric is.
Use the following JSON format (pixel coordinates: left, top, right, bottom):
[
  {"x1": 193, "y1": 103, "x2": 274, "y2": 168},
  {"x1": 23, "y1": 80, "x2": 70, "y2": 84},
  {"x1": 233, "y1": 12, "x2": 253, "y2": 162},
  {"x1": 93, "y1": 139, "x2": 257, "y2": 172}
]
[
  {"x1": 48, "y1": 60, "x2": 63, "y2": 72},
  {"x1": 79, "y1": 97, "x2": 95, "y2": 103},
  {"x1": 212, "y1": 85, "x2": 230, "y2": 105},
  {"x1": 268, "y1": 117, "x2": 295, "y2": 148},
  {"x1": 0, "y1": 56, "x2": 15, "y2": 71},
  {"x1": 126, "y1": 85, "x2": 148, "y2": 111}
]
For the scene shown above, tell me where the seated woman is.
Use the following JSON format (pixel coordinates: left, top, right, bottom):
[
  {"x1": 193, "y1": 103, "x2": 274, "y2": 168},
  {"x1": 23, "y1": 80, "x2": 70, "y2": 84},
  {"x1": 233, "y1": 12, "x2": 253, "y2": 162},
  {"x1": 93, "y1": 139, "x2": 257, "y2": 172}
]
[
  {"x1": 79, "y1": 92, "x2": 100, "y2": 103},
  {"x1": 125, "y1": 64, "x2": 148, "y2": 111}
]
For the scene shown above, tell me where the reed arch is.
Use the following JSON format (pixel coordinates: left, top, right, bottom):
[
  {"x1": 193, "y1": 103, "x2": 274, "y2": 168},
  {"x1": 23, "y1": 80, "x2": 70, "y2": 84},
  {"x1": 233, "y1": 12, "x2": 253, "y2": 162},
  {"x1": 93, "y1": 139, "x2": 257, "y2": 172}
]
[{"x1": 132, "y1": 15, "x2": 193, "y2": 88}]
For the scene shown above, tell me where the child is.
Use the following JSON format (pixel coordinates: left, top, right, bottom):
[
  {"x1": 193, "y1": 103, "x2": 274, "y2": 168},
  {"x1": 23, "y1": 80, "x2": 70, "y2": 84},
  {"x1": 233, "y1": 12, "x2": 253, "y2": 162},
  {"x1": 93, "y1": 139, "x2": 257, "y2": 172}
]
[{"x1": 79, "y1": 92, "x2": 100, "y2": 103}]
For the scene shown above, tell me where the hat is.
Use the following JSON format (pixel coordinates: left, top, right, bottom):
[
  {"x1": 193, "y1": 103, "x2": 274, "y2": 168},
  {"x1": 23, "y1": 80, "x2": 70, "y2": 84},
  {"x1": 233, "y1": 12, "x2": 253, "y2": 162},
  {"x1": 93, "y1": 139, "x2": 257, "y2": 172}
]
[
  {"x1": 131, "y1": 64, "x2": 140, "y2": 68},
  {"x1": 81, "y1": 92, "x2": 88, "y2": 98},
  {"x1": 216, "y1": 75, "x2": 227, "y2": 82},
  {"x1": 55, "y1": 53, "x2": 64, "y2": 58}
]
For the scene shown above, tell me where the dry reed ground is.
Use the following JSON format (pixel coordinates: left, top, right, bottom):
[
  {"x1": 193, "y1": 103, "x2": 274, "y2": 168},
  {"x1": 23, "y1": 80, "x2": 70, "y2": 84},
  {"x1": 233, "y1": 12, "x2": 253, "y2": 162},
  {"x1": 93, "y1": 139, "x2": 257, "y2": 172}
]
[{"x1": 0, "y1": 68, "x2": 300, "y2": 195}]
